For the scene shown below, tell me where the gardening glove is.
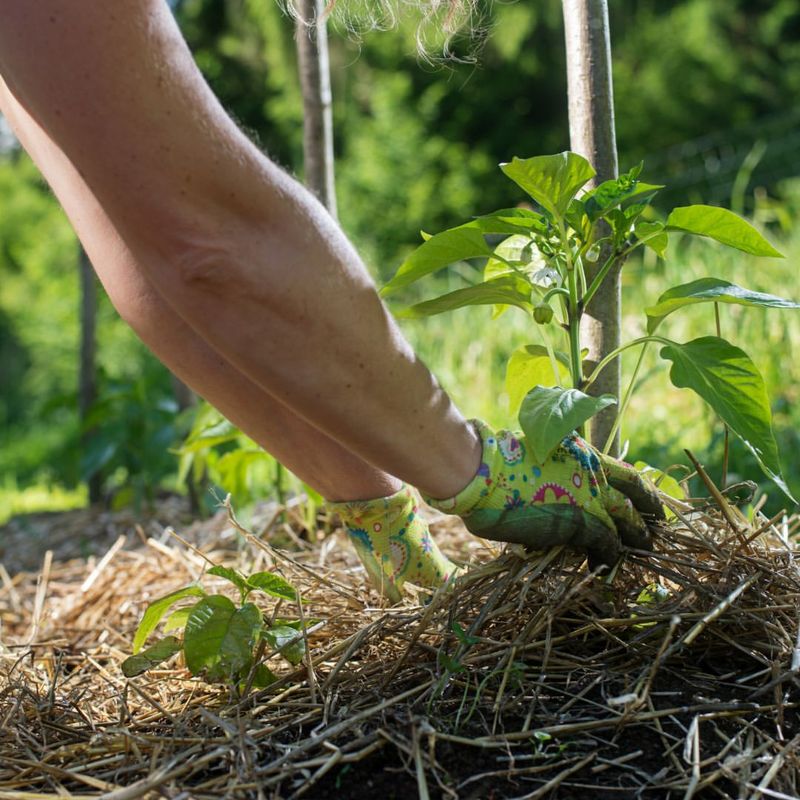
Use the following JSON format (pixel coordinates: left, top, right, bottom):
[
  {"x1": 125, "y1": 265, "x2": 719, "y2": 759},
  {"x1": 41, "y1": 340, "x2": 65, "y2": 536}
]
[
  {"x1": 423, "y1": 419, "x2": 665, "y2": 570},
  {"x1": 328, "y1": 484, "x2": 461, "y2": 602}
]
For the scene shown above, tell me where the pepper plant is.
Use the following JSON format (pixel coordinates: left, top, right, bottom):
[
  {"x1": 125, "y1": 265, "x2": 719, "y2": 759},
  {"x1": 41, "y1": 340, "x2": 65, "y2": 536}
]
[
  {"x1": 122, "y1": 565, "x2": 306, "y2": 688},
  {"x1": 383, "y1": 152, "x2": 797, "y2": 501}
]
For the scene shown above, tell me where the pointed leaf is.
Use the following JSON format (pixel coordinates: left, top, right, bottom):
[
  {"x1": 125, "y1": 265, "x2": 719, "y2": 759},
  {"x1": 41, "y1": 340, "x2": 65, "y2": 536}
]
[
  {"x1": 246, "y1": 571, "x2": 299, "y2": 602},
  {"x1": 635, "y1": 220, "x2": 669, "y2": 258},
  {"x1": 400, "y1": 276, "x2": 532, "y2": 319},
  {"x1": 660, "y1": 337, "x2": 793, "y2": 501},
  {"x1": 264, "y1": 624, "x2": 306, "y2": 665},
  {"x1": 122, "y1": 636, "x2": 183, "y2": 678},
  {"x1": 451, "y1": 621, "x2": 480, "y2": 646},
  {"x1": 646, "y1": 278, "x2": 800, "y2": 333},
  {"x1": 666, "y1": 205, "x2": 783, "y2": 257},
  {"x1": 250, "y1": 663, "x2": 277, "y2": 688},
  {"x1": 162, "y1": 606, "x2": 195, "y2": 634},
  {"x1": 383, "y1": 226, "x2": 492, "y2": 294},
  {"x1": 484, "y1": 236, "x2": 553, "y2": 287},
  {"x1": 500, "y1": 153, "x2": 596, "y2": 219},
  {"x1": 207, "y1": 565, "x2": 251, "y2": 599},
  {"x1": 470, "y1": 207, "x2": 547, "y2": 235},
  {"x1": 632, "y1": 462, "x2": 685, "y2": 504},
  {"x1": 132, "y1": 585, "x2": 206, "y2": 654},
  {"x1": 584, "y1": 176, "x2": 663, "y2": 222},
  {"x1": 178, "y1": 418, "x2": 239, "y2": 453},
  {"x1": 565, "y1": 198, "x2": 590, "y2": 241},
  {"x1": 183, "y1": 596, "x2": 262, "y2": 681},
  {"x1": 519, "y1": 386, "x2": 617, "y2": 463},
  {"x1": 505, "y1": 346, "x2": 570, "y2": 415}
]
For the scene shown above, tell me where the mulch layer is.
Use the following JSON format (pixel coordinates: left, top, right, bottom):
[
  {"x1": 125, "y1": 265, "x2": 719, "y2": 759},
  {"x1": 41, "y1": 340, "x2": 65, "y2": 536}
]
[{"x1": 1, "y1": 487, "x2": 799, "y2": 799}]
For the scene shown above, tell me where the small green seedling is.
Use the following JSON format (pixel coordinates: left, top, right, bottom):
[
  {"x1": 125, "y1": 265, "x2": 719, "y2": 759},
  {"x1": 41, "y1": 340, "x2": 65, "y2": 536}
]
[
  {"x1": 383, "y1": 152, "x2": 797, "y2": 501},
  {"x1": 122, "y1": 564, "x2": 307, "y2": 689}
]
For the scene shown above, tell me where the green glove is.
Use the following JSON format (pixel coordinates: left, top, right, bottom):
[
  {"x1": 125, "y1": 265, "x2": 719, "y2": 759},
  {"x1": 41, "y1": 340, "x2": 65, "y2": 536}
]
[
  {"x1": 328, "y1": 484, "x2": 461, "y2": 602},
  {"x1": 423, "y1": 419, "x2": 664, "y2": 569}
]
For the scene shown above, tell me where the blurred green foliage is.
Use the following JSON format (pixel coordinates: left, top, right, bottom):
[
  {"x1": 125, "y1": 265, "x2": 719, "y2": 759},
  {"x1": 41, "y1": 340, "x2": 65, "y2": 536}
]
[{"x1": 2, "y1": 0, "x2": 799, "y2": 518}]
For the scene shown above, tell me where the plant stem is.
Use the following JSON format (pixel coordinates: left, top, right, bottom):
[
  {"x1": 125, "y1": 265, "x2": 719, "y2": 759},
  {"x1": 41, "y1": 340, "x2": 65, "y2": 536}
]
[
  {"x1": 583, "y1": 251, "x2": 617, "y2": 309},
  {"x1": 602, "y1": 341, "x2": 650, "y2": 455},
  {"x1": 583, "y1": 231, "x2": 666, "y2": 308},
  {"x1": 568, "y1": 301, "x2": 583, "y2": 390},
  {"x1": 715, "y1": 301, "x2": 730, "y2": 487},
  {"x1": 557, "y1": 217, "x2": 584, "y2": 391},
  {"x1": 583, "y1": 335, "x2": 671, "y2": 391}
]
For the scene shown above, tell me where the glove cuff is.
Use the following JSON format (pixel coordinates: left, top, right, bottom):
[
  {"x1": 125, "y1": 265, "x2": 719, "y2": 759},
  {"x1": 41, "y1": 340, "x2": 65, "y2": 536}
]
[{"x1": 326, "y1": 482, "x2": 417, "y2": 530}]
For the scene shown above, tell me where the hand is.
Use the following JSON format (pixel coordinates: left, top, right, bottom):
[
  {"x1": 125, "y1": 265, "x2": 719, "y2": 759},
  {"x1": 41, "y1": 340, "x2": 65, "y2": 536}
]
[{"x1": 426, "y1": 420, "x2": 665, "y2": 569}]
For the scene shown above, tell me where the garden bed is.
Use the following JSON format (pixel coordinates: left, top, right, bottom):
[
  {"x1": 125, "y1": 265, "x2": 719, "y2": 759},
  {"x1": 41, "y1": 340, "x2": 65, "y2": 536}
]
[{"x1": 1, "y1": 489, "x2": 799, "y2": 799}]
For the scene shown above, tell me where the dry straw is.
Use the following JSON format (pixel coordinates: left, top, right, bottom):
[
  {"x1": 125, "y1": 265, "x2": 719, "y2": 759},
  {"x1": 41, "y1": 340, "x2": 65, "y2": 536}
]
[{"x1": 1, "y1": 481, "x2": 799, "y2": 798}]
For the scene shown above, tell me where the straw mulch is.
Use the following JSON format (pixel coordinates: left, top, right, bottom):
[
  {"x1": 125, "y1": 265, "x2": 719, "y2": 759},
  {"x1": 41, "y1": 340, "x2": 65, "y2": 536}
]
[{"x1": 1, "y1": 487, "x2": 799, "y2": 800}]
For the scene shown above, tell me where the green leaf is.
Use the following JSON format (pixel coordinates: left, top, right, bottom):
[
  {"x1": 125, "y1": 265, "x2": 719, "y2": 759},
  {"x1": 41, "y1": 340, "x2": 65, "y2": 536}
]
[
  {"x1": 484, "y1": 238, "x2": 555, "y2": 322},
  {"x1": 208, "y1": 565, "x2": 251, "y2": 600},
  {"x1": 484, "y1": 235, "x2": 537, "y2": 280},
  {"x1": 249, "y1": 663, "x2": 277, "y2": 689},
  {"x1": 583, "y1": 175, "x2": 663, "y2": 222},
  {"x1": 634, "y1": 220, "x2": 669, "y2": 258},
  {"x1": 632, "y1": 462, "x2": 685, "y2": 502},
  {"x1": 635, "y1": 583, "x2": 671, "y2": 606},
  {"x1": 400, "y1": 276, "x2": 532, "y2": 319},
  {"x1": 518, "y1": 386, "x2": 617, "y2": 463},
  {"x1": 246, "y1": 571, "x2": 299, "y2": 602},
  {"x1": 470, "y1": 207, "x2": 547, "y2": 235},
  {"x1": 500, "y1": 152, "x2": 596, "y2": 219},
  {"x1": 505, "y1": 346, "x2": 570, "y2": 416},
  {"x1": 665, "y1": 205, "x2": 783, "y2": 257},
  {"x1": 451, "y1": 621, "x2": 479, "y2": 646},
  {"x1": 183, "y1": 597, "x2": 262, "y2": 681},
  {"x1": 606, "y1": 208, "x2": 632, "y2": 247},
  {"x1": 121, "y1": 636, "x2": 183, "y2": 678},
  {"x1": 437, "y1": 652, "x2": 465, "y2": 674},
  {"x1": 264, "y1": 624, "x2": 306, "y2": 665},
  {"x1": 132, "y1": 585, "x2": 206, "y2": 654},
  {"x1": 162, "y1": 606, "x2": 195, "y2": 634},
  {"x1": 382, "y1": 226, "x2": 493, "y2": 294},
  {"x1": 564, "y1": 197, "x2": 589, "y2": 241},
  {"x1": 178, "y1": 418, "x2": 239, "y2": 453},
  {"x1": 646, "y1": 278, "x2": 800, "y2": 333},
  {"x1": 660, "y1": 337, "x2": 793, "y2": 501}
]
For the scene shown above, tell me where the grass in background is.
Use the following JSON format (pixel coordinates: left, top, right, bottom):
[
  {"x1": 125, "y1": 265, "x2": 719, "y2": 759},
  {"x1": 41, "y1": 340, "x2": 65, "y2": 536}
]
[{"x1": 0, "y1": 475, "x2": 87, "y2": 526}]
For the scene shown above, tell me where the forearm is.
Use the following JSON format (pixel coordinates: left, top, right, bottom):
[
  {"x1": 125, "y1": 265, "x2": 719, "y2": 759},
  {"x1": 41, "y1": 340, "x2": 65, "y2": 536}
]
[{"x1": 0, "y1": 2, "x2": 480, "y2": 497}]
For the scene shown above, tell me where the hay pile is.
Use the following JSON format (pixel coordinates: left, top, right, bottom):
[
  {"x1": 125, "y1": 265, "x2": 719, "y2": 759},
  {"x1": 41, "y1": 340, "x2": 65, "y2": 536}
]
[{"x1": 1, "y1": 488, "x2": 799, "y2": 799}]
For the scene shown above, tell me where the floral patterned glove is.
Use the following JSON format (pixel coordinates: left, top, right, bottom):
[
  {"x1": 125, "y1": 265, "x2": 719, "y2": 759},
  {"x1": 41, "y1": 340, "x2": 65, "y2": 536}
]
[
  {"x1": 423, "y1": 419, "x2": 664, "y2": 569},
  {"x1": 328, "y1": 484, "x2": 460, "y2": 602}
]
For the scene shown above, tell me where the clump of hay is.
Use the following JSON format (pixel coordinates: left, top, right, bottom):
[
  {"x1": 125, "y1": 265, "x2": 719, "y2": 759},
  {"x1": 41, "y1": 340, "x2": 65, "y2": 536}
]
[{"x1": 1, "y1": 486, "x2": 799, "y2": 799}]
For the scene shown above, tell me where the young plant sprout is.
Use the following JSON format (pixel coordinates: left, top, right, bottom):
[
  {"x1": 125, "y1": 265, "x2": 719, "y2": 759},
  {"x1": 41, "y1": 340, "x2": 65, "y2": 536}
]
[{"x1": 122, "y1": 565, "x2": 307, "y2": 689}]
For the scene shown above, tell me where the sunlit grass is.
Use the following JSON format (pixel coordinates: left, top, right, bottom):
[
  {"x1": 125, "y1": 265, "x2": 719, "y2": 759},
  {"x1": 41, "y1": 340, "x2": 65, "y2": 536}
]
[{"x1": 0, "y1": 476, "x2": 87, "y2": 526}]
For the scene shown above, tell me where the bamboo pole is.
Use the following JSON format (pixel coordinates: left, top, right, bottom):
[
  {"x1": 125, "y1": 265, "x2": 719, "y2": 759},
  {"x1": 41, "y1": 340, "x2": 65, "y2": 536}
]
[
  {"x1": 562, "y1": 0, "x2": 620, "y2": 454},
  {"x1": 295, "y1": 0, "x2": 337, "y2": 218}
]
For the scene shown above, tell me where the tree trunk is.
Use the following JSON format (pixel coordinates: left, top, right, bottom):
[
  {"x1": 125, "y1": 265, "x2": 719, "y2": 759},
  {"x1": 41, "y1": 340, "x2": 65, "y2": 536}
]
[
  {"x1": 78, "y1": 246, "x2": 102, "y2": 504},
  {"x1": 294, "y1": 0, "x2": 337, "y2": 217},
  {"x1": 562, "y1": 0, "x2": 620, "y2": 455}
]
